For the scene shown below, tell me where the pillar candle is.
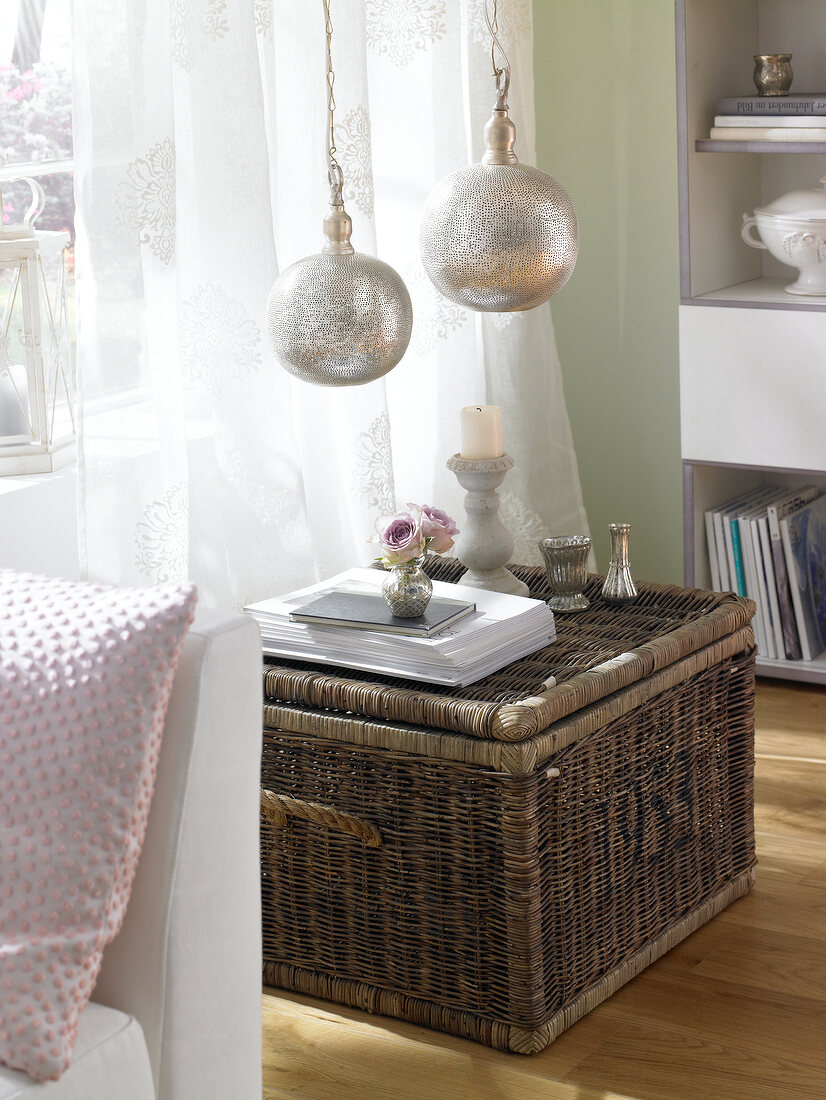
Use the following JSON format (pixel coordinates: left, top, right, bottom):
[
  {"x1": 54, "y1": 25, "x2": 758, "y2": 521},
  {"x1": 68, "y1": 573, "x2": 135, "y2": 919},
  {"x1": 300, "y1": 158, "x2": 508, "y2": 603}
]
[{"x1": 460, "y1": 405, "x2": 504, "y2": 460}]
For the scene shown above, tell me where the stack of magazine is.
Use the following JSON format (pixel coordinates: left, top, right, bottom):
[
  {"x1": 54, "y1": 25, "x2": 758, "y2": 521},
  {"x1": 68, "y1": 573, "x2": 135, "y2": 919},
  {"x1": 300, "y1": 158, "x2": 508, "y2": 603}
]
[
  {"x1": 244, "y1": 568, "x2": 557, "y2": 686},
  {"x1": 705, "y1": 486, "x2": 826, "y2": 663}
]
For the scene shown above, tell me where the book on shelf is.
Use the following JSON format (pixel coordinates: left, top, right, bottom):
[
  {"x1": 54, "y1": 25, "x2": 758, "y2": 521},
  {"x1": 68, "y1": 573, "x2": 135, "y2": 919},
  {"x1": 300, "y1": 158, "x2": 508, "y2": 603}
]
[
  {"x1": 714, "y1": 114, "x2": 826, "y2": 128},
  {"x1": 767, "y1": 487, "x2": 819, "y2": 661},
  {"x1": 716, "y1": 94, "x2": 826, "y2": 115},
  {"x1": 289, "y1": 590, "x2": 475, "y2": 637},
  {"x1": 709, "y1": 127, "x2": 826, "y2": 141},
  {"x1": 245, "y1": 567, "x2": 557, "y2": 687},
  {"x1": 780, "y1": 496, "x2": 826, "y2": 663}
]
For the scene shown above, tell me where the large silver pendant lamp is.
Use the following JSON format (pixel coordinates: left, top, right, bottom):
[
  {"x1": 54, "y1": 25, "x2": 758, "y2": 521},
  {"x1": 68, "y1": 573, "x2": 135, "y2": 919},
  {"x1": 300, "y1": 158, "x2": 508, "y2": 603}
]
[
  {"x1": 266, "y1": 1, "x2": 412, "y2": 386},
  {"x1": 419, "y1": 0, "x2": 578, "y2": 312}
]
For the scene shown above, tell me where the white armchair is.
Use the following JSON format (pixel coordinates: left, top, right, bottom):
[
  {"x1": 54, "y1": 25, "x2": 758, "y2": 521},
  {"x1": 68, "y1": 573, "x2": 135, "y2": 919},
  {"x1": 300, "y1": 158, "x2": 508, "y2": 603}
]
[{"x1": 0, "y1": 610, "x2": 263, "y2": 1100}]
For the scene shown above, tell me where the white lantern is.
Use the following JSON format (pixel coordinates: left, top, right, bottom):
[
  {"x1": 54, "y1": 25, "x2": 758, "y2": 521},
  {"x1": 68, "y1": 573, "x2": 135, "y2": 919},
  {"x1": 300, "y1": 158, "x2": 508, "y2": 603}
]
[{"x1": 0, "y1": 176, "x2": 75, "y2": 475}]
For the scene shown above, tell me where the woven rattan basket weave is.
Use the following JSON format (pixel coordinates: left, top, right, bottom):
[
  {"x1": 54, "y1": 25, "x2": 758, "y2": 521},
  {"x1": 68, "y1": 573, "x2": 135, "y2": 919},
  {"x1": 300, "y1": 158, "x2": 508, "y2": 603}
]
[{"x1": 259, "y1": 562, "x2": 756, "y2": 1053}]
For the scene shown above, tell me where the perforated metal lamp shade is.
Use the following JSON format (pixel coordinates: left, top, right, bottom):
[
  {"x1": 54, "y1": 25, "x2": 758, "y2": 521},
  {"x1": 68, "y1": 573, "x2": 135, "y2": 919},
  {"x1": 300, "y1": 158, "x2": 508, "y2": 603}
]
[
  {"x1": 266, "y1": 202, "x2": 412, "y2": 386},
  {"x1": 420, "y1": 108, "x2": 578, "y2": 312}
]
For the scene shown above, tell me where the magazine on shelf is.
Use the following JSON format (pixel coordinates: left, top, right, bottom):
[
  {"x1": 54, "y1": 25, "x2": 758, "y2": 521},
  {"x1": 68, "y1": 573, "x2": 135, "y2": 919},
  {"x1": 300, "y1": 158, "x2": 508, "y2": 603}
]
[
  {"x1": 757, "y1": 514, "x2": 784, "y2": 661},
  {"x1": 737, "y1": 492, "x2": 787, "y2": 659},
  {"x1": 768, "y1": 487, "x2": 819, "y2": 660},
  {"x1": 780, "y1": 496, "x2": 826, "y2": 663},
  {"x1": 245, "y1": 568, "x2": 557, "y2": 687},
  {"x1": 704, "y1": 509, "x2": 721, "y2": 591},
  {"x1": 746, "y1": 511, "x2": 777, "y2": 660}
]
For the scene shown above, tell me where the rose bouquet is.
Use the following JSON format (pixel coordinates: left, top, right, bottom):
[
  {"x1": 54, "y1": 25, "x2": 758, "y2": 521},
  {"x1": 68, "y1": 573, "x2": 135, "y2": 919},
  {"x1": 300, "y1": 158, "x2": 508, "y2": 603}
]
[
  {"x1": 373, "y1": 504, "x2": 459, "y2": 566},
  {"x1": 372, "y1": 504, "x2": 459, "y2": 617}
]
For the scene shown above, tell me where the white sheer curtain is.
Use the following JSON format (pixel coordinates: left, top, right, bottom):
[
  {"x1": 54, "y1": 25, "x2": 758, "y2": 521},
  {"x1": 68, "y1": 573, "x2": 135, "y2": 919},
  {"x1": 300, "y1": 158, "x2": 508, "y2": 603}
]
[{"x1": 73, "y1": 0, "x2": 589, "y2": 609}]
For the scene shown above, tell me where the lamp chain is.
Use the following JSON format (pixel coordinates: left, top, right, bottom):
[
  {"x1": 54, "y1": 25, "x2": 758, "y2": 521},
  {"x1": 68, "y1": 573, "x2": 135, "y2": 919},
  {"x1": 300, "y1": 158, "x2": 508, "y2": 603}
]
[
  {"x1": 322, "y1": 0, "x2": 344, "y2": 205},
  {"x1": 485, "y1": 0, "x2": 511, "y2": 110}
]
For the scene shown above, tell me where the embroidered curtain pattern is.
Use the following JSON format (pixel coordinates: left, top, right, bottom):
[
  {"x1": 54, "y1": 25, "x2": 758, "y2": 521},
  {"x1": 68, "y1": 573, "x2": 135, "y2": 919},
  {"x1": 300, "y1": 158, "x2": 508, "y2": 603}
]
[{"x1": 73, "y1": 0, "x2": 588, "y2": 608}]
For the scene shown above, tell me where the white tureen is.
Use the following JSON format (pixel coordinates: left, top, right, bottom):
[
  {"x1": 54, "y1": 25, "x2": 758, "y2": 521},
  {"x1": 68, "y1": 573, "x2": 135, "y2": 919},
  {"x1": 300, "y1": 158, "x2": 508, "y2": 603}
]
[{"x1": 741, "y1": 175, "x2": 826, "y2": 295}]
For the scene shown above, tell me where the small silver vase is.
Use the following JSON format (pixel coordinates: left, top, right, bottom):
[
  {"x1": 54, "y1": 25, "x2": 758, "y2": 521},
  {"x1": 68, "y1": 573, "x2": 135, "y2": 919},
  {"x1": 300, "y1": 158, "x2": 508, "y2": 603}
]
[
  {"x1": 382, "y1": 555, "x2": 433, "y2": 618},
  {"x1": 601, "y1": 523, "x2": 638, "y2": 605},
  {"x1": 539, "y1": 536, "x2": 591, "y2": 612}
]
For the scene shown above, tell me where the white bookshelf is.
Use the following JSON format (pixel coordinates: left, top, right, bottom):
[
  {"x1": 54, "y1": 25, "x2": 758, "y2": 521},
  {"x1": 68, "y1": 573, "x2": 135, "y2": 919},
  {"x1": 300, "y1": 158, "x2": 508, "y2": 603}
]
[
  {"x1": 676, "y1": 0, "x2": 826, "y2": 684},
  {"x1": 696, "y1": 277, "x2": 826, "y2": 309}
]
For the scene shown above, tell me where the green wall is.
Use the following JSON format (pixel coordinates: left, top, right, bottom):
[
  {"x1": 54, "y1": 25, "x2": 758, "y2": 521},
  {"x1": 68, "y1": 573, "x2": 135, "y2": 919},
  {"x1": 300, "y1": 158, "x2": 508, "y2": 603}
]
[{"x1": 533, "y1": 0, "x2": 683, "y2": 583}]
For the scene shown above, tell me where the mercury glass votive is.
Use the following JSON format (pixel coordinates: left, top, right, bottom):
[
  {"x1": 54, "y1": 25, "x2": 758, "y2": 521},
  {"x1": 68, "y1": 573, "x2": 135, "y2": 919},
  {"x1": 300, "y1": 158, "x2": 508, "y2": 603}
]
[{"x1": 539, "y1": 536, "x2": 591, "y2": 612}]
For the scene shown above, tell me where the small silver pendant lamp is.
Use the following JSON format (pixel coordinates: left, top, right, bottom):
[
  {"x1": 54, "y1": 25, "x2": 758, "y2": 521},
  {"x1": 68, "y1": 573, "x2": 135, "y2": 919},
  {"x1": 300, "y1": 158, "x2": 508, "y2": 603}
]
[
  {"x1": 266, "y1": 0, "x2": 412, "y2": 386},
  {"x1": 419, "y1": 0, "x2": 578, "y2": 313}
]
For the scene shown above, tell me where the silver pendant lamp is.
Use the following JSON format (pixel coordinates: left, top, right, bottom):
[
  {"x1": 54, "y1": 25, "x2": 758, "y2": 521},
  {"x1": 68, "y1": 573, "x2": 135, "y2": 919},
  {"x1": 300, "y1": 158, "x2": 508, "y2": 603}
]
[
  {"x1": 266, "y1": 0, "x2": 412, "y2": 386},
  {"x1": 419, "y1": 0, "x2": 578, "y2": 313}
]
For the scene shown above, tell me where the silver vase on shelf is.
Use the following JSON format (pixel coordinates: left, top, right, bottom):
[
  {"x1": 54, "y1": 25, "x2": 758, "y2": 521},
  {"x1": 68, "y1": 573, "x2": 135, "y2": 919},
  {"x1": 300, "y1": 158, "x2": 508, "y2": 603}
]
[{"x1": 753, "y1": 53, "x2": 793, "y2": 96}]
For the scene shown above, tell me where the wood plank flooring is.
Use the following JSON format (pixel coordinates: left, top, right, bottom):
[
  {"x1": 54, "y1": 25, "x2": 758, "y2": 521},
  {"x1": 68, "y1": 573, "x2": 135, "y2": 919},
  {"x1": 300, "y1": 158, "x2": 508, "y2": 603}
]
[{"x1": 262, "y1": 680, "x2": 826, "y2": 1099}]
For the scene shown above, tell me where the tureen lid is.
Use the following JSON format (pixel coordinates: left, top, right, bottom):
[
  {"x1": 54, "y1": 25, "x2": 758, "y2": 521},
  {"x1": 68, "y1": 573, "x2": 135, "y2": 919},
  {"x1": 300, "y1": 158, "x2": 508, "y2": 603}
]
[{"x1": 755, "y1": 175, "x2": 826, "y2": 221}]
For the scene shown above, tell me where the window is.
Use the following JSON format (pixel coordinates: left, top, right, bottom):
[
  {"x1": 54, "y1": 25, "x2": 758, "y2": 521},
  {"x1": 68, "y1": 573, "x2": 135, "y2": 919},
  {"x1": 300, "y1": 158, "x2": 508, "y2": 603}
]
[{"x1": 1, "y1": 0, "x2": 74, "y2": 371}]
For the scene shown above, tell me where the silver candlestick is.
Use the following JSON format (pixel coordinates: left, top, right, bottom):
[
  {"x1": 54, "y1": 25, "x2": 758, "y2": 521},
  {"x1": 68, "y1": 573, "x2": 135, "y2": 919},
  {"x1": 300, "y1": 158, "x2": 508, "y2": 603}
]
[{"x1": 446, "y1": 453, "x2": 530, "y2": 597}]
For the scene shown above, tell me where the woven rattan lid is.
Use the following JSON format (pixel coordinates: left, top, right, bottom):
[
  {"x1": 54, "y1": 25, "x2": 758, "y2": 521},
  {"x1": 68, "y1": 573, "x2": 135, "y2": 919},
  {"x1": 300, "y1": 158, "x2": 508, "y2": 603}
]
[{"x1": 263, "y1": 562, "x2": 754, "y2": 750}]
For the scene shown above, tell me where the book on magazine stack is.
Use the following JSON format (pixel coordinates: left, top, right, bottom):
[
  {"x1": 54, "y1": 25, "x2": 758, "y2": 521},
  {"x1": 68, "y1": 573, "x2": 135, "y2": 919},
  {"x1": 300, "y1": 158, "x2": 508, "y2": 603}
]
[
  {"x1": 290, "y1": 591, "x2": 476, "y2": 637},
  {"x1": 780, "y1": 496, "x2": 826, "y2": 663},
  {"x1": 245, "y1": 568, "x2": 557, "y2": 687}
]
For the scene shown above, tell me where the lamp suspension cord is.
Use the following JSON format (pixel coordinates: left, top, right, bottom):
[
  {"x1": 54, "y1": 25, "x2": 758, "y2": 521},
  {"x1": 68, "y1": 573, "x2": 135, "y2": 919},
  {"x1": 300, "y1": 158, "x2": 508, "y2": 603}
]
[
  {"x1": 322, "y1": 0, "x2": 344, "y2": 205},
  {"x1": 485, "y1": 0, "x2": 511, "y2": 110}
]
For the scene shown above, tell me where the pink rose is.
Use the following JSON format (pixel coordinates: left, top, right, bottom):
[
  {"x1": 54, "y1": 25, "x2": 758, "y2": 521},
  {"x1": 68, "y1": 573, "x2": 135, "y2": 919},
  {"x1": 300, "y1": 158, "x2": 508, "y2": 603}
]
[
  {"x1": 417, "y1": 504, "x2": 459, "y2": 555},
  {"x1": 374, "y1": 509, "x2": 426, "y2": 565}
]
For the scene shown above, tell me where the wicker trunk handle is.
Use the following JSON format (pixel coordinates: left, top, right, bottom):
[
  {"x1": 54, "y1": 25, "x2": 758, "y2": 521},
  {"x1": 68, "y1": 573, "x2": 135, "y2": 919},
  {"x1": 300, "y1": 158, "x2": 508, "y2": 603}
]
[{"x1": 260, "y1": 789, "x2": 383, "y2": 848}]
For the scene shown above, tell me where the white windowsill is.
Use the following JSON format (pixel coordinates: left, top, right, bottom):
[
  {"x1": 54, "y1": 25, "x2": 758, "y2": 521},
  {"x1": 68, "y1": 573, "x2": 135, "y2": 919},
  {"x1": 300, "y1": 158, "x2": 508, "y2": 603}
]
[{"x1": 0, "y1": 463, "x2": 80, "y2": 578}]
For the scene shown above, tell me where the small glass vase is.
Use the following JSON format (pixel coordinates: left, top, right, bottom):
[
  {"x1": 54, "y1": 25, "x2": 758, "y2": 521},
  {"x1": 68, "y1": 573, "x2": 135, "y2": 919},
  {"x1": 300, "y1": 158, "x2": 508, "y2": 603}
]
[
  {"x1": 538, "y1": 536, "x2": 591, "y2": 612},
  {"x1": 601, "y1": 523, "x2": 638, "y2": 605},
  {"x1": 382, "y1": 555, "x2": 433, "y2": 618}
]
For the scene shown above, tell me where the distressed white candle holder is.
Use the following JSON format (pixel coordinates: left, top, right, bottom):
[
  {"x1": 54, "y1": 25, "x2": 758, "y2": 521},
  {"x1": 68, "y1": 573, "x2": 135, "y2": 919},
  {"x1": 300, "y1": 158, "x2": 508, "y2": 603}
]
[{"x1": 446, "y1": 452, "x2": 530, "y2": 598}]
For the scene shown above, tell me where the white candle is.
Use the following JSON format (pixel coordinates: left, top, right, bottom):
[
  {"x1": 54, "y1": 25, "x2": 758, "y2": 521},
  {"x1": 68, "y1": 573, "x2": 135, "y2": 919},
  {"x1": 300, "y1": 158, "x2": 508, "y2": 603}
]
[{"x1": 460, "y1": 405, "x2": 504, "y2": 460}]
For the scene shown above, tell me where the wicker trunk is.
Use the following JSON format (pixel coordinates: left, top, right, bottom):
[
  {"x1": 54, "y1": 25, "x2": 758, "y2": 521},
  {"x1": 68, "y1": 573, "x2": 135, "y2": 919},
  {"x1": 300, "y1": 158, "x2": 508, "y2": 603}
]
[{"x1": 259, "y1": 562, "x2": 756, "y2": 1054}]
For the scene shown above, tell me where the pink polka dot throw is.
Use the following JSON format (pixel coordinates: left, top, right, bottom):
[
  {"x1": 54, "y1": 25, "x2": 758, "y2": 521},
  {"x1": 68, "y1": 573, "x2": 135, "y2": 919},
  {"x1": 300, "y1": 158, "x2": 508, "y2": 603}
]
[{"x1": 0, "y1": 571, "x2": 196, "y2": 1082}]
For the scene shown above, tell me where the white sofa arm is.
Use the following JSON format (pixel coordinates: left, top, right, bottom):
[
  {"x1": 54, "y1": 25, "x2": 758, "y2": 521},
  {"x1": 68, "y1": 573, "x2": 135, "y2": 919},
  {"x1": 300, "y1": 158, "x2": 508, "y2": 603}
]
[{"x1": 93, "y1": 610, "x2": 263, "y2": 1100}]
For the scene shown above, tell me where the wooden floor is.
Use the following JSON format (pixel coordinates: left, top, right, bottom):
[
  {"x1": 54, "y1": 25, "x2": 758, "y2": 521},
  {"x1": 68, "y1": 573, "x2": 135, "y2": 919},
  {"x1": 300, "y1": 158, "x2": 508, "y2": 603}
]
[{"x1": 262, "y1": 680, "x2": 826, "y2": 1100}]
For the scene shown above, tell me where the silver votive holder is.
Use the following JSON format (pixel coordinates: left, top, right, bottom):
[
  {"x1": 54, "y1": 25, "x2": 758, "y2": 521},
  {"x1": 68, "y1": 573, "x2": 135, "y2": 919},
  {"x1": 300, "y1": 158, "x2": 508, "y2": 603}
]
[{"x1": 539, "y1": 536, "x2": 591, "y2": 612}]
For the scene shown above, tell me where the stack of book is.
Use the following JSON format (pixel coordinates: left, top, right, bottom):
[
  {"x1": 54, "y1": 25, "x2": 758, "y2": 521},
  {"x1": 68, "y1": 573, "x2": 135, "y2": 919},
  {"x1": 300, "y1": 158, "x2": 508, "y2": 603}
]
[
  {"x1": 705, "y1": 487, "x2": 826, "y2": 663},
  {"x1": 709, "y1": 93, "x2": 826, "y2": 142},
  {"x1": 245, "y1": 567, "x2": 557, "y2": 687}
]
